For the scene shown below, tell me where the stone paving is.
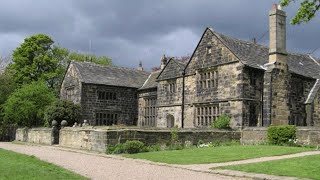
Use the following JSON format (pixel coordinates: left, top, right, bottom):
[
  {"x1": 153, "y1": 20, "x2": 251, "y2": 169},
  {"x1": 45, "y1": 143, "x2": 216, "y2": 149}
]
[{"x1": 1, "y1": 142, "x2": 319, "y2": 180}]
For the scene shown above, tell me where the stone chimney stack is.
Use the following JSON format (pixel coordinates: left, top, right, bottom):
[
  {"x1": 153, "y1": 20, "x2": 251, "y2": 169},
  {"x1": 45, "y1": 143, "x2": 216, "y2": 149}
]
[
  {"x1": 160, "y1": 54, "x2": 167, "y2": 70},
  {"x1": 263, "y1": 4, "x2": 290, "y2": 126},
  {"x1": 138, "y1": 61, "x2": 144, "y2": 71},
  {"x1": 269, "y1": 4, "x2": 288, "y2": 64}
]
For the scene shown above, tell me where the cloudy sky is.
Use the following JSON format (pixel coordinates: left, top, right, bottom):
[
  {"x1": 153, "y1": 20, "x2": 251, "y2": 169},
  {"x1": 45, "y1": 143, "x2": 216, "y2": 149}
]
[{"x1": 0, "y1": 0, "x2": 319, "y2": 70}]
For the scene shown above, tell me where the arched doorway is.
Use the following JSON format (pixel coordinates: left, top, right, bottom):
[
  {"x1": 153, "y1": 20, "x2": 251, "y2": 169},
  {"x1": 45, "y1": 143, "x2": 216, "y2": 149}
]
[{"x1": 166, "y1": 114, "x2": 174, "y2": 128}]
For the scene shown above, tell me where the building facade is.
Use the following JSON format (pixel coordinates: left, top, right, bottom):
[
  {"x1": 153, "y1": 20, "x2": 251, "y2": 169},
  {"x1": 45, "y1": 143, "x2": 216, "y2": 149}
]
[
  {"x1": 137, "y1": 5, "x2": 320, "y2": 129},
  {"x1": 61, "y1": 5, "x2": 320, "y2": 128},
  {"x1": 60, "y1": 62, "x2": 149, "y2": 125}
]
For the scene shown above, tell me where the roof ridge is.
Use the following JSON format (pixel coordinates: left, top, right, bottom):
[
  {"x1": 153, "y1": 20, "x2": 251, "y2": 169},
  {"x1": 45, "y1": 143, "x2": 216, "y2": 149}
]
[
  {"x1": 208, "y1": 27, "x2": 316, "y2": 58},
  {"x1": 71, "y1": 61, "x2": 150, "y2": 74}
]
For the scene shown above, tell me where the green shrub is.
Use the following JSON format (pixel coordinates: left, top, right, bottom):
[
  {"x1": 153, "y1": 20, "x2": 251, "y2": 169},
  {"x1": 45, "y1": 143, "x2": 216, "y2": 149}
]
[
  {"x1": 211, "y1": 115, "x2": 231, "y2": 129},
  {"x1": 170, "y1": 128, "x2": 179, "y2": 144},
  {"x1": 167, "y1": 144, "x2": 184, "y2": 151},
  {"x1": 106, "y1": 143, "x2": 126, "y2": 154},
  {"x1": 44, "y1": 99, "x2": 81, "y2": 127},
  {"x1": 267, "y1": 125, "x2": 297, "y2": 145},
  {"x1": 146, "y1": 144, "x2": 161, "y2": 152},
  {"x1": 123, "y1": 140, "x2": 145, "y2": 154}
]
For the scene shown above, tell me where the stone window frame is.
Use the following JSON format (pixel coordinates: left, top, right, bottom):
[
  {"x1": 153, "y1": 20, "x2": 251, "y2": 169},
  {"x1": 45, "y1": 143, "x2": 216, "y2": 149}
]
[
  {"x1": 167, "y1": 80, "x2": 177, "y2": 94},
  {"x1": 95, "y1": 112, "x2": 118, "y2": 126},
  {"x1": 198, "y1": 70, "x2": 218, "y2": 90},
  {"x1": 97, "y1": 91, "x2": 117, "y2": 101},
  {"x1": 206, "y1": 42, "x2": 212, "y2": 55},
  {"x1": 196, "y1": 105, "x2": 219, "y2": 127},
  {"x1": 143, "y1": 97, "x2": 157, "y2": 127},
  {"x1": 65, "y1": 86, "x2": 75, "y2": 99}
]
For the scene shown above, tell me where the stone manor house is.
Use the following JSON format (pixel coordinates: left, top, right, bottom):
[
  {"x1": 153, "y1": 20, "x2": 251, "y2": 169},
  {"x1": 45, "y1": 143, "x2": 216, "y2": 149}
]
[{"x1": 61, "y1": 5, "x2": 320, "y2": 128}]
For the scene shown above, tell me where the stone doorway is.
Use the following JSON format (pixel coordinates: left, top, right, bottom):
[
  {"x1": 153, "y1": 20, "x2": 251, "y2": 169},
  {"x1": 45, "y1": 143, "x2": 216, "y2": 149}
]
[{"x1": 166, "y1": 114, "x2": 175, "y2": 128}]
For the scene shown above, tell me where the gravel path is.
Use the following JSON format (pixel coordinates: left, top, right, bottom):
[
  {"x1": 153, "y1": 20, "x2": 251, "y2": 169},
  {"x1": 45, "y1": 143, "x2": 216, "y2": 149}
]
[{"x1": 0, "y1": 142, "x2": 247, "y2": 180}]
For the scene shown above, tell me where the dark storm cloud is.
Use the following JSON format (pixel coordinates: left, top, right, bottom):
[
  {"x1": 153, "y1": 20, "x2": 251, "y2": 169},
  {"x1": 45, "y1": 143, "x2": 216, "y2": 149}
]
[{"x1": 0, "y1": 0, "x2": 319, "y2": 70}]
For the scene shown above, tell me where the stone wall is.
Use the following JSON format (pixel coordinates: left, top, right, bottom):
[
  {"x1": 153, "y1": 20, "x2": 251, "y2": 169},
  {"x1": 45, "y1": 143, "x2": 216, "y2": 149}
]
[
  {"x1": 241, "y1": 127, "x2": 320, "y2": 145},
  {"x1": 15, "y1": 128, "x2": 54, "y2": 145},
  {"x1": 241, "y1": 127, "x2": 267, "y2": 145},
  {"x1": 59, "y1": 127, "x2": 241, "y2": 152},
  {"x1": 311, "y1": 92, "x2": 320, "y2": 127},
  {"x1": 60, "y1": 63, "x2": 82, "y2": 104},
  {"x1": 81, "y1": 84, "x2": 139, "y2": 125},
  {"x1": 288, "y1": 75, "x2": 314, "y2": 126}
]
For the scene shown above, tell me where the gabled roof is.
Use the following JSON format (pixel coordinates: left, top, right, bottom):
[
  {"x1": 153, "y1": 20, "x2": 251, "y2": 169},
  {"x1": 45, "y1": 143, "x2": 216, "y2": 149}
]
[
  {"x1": 157, "y1": 58, "x2": 187, "y2": 80},
  {"x1": 71, "y1": 61, "x2": 150, "y2": 88},
  {"x1": 208, "y1": 28, "x2": 320, "y2": 79},
  {"x1": 139, "y1": 70, "x2": 161, "y2": 90}
]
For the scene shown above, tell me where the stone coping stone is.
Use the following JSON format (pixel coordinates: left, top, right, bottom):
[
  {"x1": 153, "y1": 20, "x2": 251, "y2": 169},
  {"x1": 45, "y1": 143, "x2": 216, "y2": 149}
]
[
  {"x1": 16, "y1": 127, "x2": 53, "y2": 131},
  {"x1": 61, "y1": 127, "x2": 240, "y2": 133}
]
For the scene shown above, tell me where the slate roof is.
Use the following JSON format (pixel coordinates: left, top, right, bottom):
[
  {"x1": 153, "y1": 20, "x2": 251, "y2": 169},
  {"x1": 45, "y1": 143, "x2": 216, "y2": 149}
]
[
  {"x1": 71, "y1": 61, "x2": 150, "y2": 88},
  {"x1": 210, "y1": 28, "x2": 320, "y2": 79},
  {"x1": 139, "y1": 70, "x2": 161, "y2": 90}
]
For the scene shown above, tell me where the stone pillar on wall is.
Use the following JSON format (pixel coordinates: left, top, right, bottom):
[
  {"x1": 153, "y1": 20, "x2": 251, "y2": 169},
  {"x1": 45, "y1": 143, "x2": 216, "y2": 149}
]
[{"x1": 263, "y1": 4, "x2": 290, "y2": 126}]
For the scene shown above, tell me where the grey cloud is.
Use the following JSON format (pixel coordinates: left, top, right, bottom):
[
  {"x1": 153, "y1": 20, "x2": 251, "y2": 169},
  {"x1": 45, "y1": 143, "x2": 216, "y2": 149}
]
[{"x1": 0, "y1": 0, "x2": 319, "y2": 71}]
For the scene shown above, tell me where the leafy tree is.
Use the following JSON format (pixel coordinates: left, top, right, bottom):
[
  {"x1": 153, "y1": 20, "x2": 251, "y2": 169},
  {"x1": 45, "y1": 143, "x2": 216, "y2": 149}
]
[
  {"x1": 280, "y1": 0, "x2": 320, "y2": 24},
  {"x1": 44, "y1": 99, "x2": 81, "y2": 127},
  {"x1": 0, "y1": 68, "x2": 16, "y2": 106},
  {"x1": 10, "y1": 34, "x2": 60, "y2": 87},
  {"x1": 3, "y1": 81, "x2": 56, "y2": 127},
  {"x1": 9, "y1": 34, "x2": 112, "y2": 93}
]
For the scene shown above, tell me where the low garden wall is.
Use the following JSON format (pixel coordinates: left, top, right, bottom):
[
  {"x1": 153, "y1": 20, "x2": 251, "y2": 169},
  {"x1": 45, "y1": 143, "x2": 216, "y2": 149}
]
[
  {"x1": 241, "y1": 127, "x2": 320, "y2": 145},
  {"x1": 15, "y1": 127, "x2": 55, "y2": 145},
  {"x1": 59, "y1": 127, "x2": 241, "y2": 152}
]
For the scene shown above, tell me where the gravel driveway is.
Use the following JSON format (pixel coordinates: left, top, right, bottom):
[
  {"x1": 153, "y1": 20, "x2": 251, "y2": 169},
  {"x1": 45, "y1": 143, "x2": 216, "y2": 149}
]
[{"x1": 0, "y1": 142, "x2": 248, "y2": 180}]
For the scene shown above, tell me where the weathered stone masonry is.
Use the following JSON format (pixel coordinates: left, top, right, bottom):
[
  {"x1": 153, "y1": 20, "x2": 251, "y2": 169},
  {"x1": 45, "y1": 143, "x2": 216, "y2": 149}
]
[
  {"x1": 61, "y1": 61, "x2": 149, "y2": 126},
  {"x1": 61, "y1": 5, "x2": 320, "y2": 130},
  {"x1": 81, "y1": 84, "x2": 138, "y2": 125}
]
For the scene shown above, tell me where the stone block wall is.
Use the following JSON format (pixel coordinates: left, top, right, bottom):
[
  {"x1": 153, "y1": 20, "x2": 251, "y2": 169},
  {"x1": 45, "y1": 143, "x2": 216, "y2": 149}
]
[
  {"x1": 311, "y1": 93, "x2": 320, "y2": 127},
  {"x1": 60, "y1": 63, "x2": 82, "y2": 104},
  {"x1": 59, "y1": 127, "x2": 241, "y2": 152},
  {"x1": 241, "y1": 127, "x2": 267, "y2": 144},
  {"x1": 15, "y1": 128, "x2": 54, "y2": 145},
  {"x1": 81, "y1": 84, "x2": 139, "y2": 125},
  {"x1": 241, "y1": 127, "x2": 320, "y2": 145},
  {"x1": 157, "y1": 106, "x2": 182, "y2": 128}
]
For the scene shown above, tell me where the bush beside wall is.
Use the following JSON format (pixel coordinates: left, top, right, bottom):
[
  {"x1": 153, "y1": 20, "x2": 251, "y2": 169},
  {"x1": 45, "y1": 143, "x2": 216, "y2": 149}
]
[{"x1": 267, "y1": 125, "x2": 297, "y2": 145}]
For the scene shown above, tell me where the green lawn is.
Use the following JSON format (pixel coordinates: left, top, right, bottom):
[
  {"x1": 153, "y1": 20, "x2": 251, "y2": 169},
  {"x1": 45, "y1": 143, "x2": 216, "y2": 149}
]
[
  {"x1": 0, "y1": 148, "x2": 87, "y2": 180},
  {"x1": 218, "y1": 154, "x2": 320, "y2": 180},
  {"x1": 125, "y1": 145, "x2": 313, "y2": 164}
]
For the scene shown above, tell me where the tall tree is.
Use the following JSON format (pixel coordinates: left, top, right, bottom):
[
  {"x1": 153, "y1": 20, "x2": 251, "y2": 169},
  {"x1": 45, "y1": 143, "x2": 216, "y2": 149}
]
[
  {"x1": 280, "y1": 0, "x2": 320, "y2": 24},
  {"x1": 0, "y1": 69, "x2": 16, "y2": 106},
  {"x1": 10, "y1": 34, "x2": 59, "y2": 87}
]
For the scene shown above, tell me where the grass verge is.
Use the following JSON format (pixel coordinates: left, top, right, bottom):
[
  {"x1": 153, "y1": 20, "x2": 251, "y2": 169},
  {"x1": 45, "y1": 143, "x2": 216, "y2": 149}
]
[
  {"x1": 0, "y1": 148, "x2": 87, "y2": 180},
  {"x1": 124, "y1": 145, "x2": 313, "y2": 164},
  {"x1": 218, "y1": 154, "x2": 320, "y2": 180}
]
